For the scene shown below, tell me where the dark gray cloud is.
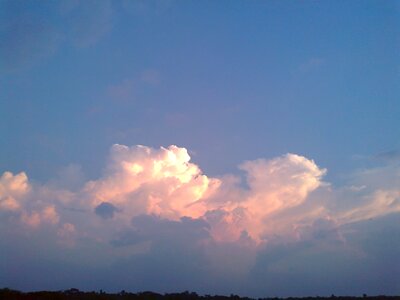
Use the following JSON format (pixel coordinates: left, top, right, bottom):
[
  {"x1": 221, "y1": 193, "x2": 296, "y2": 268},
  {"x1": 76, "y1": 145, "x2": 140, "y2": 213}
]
[
  {"x1": 105, "y1": 215, "x2": 215, "y2": 293},
  {"x1": 95, "y1": 202, "x2": 118, "y2": 219},
  {"x1": 1, "y1": 194, "x2": 399, "y2": 297},
  {"x1": 112, "y1": 215, "x2": 210, "y2": 246},
  {"x1": 247, "y1": 214, "x2": 400, "y2": 297}
]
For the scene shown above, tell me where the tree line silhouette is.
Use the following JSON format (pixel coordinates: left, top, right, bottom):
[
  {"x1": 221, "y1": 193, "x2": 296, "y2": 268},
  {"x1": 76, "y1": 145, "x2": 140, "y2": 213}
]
[{"x1": 0, "y1": 288, "x2": 398, "y2": 300}]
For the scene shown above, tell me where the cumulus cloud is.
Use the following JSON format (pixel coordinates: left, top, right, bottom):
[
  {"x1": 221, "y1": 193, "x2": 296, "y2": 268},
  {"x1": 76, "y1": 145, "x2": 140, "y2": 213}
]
[
  {"x1": 83, "y1": 144, "x2": 220, "y2": 221},
  {"x1": 0, "y1": 171, "x2": 30, "y2": 211},
  {"x1": 2, "y1": 145, "x2": 400, "y2": 235},
  {"x1": 1, "y1": 144, "x2": 399, "y2": 296},
  {"x1": 2, "y1": 144, "x2": 399, "y2": 240},
  {"x1": 0, "y1": 171, "x2": 65, "y2": 230}
]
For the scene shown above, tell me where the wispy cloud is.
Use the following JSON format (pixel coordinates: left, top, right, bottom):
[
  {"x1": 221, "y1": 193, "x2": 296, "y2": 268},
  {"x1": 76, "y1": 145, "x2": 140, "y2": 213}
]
[
  {"x1": 106, "y1": 69, "x2": 161, "y2": 102},
  {"x1": 374, "y1": 150, "x2": 400, "y2": 162},
  {"x1": 297, "y1": 57, "x2": 326, "y2": 73},
  {"x1": 0, "y1": 9, "x2": 61, "y2": 72},
  {"x1": 62, "y1": 0, "x2": 113, "y2": 48},
  {"x1": 0, "y1": 0, "x2": 114, "y2": 72}
]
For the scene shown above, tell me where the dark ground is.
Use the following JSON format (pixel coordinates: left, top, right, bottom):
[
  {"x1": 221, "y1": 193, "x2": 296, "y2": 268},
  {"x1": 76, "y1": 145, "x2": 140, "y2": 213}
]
[{"x1": 0, "y1": 289, "x2": 399, "y2": 300}]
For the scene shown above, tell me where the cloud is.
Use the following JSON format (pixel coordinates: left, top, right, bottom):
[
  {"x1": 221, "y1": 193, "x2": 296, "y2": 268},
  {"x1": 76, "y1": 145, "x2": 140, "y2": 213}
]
[
  {"x1": 0, "y1": 171, "x2": 64, "y2": 229},
  {"x1": 84, "y1": 144, "x2": 220, "y2": 221},
  {"x1": 374, "y1": 150, "x2": 400, "y2": 162},
  {"x1": 2, "y1": 144, "x2": 399, "y2": 239},
  {"x1": 0, "y1": 171, "x2": 30, "y2": 211},
  {"x1": 195, "y1": 154, "x2": 326, "y2": 243},
  {"x1": 20, "y1": 205, "x2": 59, "y2": 228},
  {"x1": 95, "y1": 202, "x2": 118, "y2": 219},
  {"x1": 140, "y1": 69, "x2": 161, "y2": 85},
  {"x1": 248, "y1": 214, "x2": 400, "y2": 297},
  {"x1": 1, "y1": 144, "x2": 399, "y2": 296},
  {"x1": 337, "y1": 189, "x2": 400, "y2": 224},
  {"x1": 121, "y1": 0, "x2": 174, "y2": 16},
  {"x1": 107, "y1": 78, "x2": 137, "y2": 101},
  {"x1": 106, "y1": 70, "x2": 161, "y2": 102},
  {"x1": 62, "y1": 0, "x2": 113, "y2": 47},
  {"x1": 297, "y1": 57, "x2": 325, "y2": 73},
  {"x1": 0, "y1": 0, "x2": 114, "y2": 73},
  {"x1": 2, "y1": 144, "x2": 399, "y2": 240},
  {"x1": 112, "y1": 214, "x2": 210, "y2": 247},
  {"x1": 48, "y1": 164, "x2": 86, "y2": 191},
  {"x1": 0, "y1": 4, "x2": 61, "y2": 72}
]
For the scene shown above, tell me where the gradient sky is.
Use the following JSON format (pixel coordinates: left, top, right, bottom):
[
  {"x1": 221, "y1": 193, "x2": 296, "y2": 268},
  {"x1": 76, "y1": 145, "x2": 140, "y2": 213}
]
[{"x1": 1, "y1": 0, "x2": 399, "y2": 297}]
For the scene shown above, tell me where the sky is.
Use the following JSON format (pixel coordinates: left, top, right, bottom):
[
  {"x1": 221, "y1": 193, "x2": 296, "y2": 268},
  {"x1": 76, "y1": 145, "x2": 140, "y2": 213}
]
[{"x1": 0, "y1": 0, "x2": 399, "y2": 297}]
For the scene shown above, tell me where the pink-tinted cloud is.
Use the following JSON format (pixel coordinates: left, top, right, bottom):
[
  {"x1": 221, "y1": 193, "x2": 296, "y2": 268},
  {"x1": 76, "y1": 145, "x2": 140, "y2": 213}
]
[
  {"x1": 1, "y1": 144, "x2": 399, "y2": 244},
  {"x1": 84, "y1": 144, "x2": 220, "y2": 221},
  {"x1": 0, "y1": 172, "x2": 30, "y2": 212},
  {"x1": 1, "y1": 144, "x2": 399, "y2": 295}
]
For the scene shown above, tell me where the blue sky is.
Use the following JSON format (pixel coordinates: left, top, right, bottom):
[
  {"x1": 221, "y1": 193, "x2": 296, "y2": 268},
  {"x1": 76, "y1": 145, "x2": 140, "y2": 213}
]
[{"x1": 1, "y1": 0, "x2": 399, "y2": 297}]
